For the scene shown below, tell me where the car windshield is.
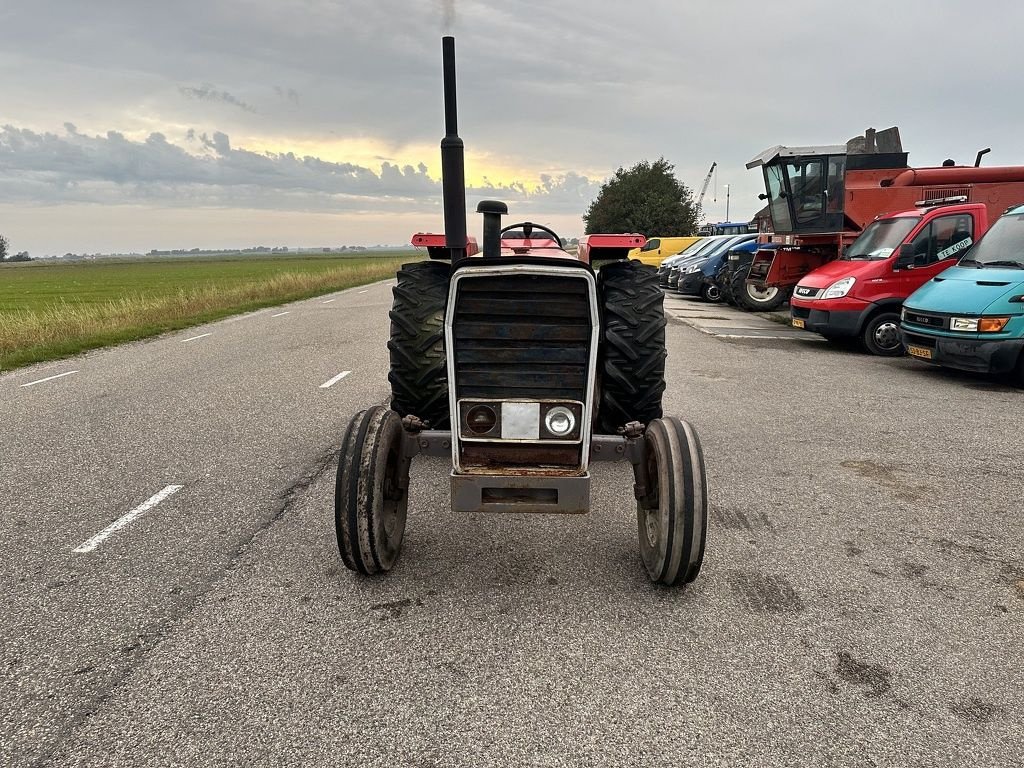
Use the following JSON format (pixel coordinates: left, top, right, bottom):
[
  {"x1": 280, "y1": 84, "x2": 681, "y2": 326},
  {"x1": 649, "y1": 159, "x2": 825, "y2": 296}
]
[
  {"x1": 843, "y1": 217, "x2": 919, "y2": 260},
  {"x1": 675, "y1": 239, "x2": 713, "y2": 257},
  {"x1": 959, "y1": 212, "x2": 1024, "y2": 268}
]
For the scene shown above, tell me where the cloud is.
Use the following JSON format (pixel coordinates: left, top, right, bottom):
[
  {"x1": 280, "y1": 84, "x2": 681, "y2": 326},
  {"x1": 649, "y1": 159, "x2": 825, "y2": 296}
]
[
  {"x1": 179, "y1": 84, "x2": 256, "y2": 113},
  {"x1": 0, "y1": 123, "x2": 601, "y2": 214}
]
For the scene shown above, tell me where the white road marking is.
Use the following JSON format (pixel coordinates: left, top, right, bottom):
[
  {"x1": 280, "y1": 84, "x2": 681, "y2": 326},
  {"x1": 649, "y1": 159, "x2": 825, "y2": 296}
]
[
  {"x1": 20, "y1": 370, "x2": 79, "y2": 388},
  {"x1": 319, "y1": 370, "x2": 351, "y2": 389},
  {"x1": 357, "y1": 289, "x2": 368, "y2": 294},
  {"x1": 181, "y1": 333, "x2": 212, "y2": 343},
  {"x1": 72, "y1": 484, "x2": 183, "y2": 553},
  {"x1": 322, "y1": 298, "x2": 336, "y2": 304},
  {"x1": 271, "y1": 311, "x2": 290, "y2": 317}
]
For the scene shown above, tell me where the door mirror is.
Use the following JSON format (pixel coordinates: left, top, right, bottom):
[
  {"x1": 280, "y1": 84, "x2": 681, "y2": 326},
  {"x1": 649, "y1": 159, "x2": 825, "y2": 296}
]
[{"x1": 893, "y1": 248, "x2": 915, "y2": 270}]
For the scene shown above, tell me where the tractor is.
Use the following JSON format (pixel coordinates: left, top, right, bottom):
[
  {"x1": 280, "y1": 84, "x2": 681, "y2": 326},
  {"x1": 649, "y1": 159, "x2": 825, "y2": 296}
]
[{"x1": 333, "y1": 37, "x2": 708, "y2": 586}]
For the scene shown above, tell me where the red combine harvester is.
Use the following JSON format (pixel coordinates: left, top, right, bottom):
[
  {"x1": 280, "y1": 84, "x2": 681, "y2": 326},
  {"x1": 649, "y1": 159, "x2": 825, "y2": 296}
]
[
  {"x1": 332, "y1": 37, "x2": 708, "y2": 587},
  {"x1": 743, "y1": 128, "x2": 1024, "y2": 306}
]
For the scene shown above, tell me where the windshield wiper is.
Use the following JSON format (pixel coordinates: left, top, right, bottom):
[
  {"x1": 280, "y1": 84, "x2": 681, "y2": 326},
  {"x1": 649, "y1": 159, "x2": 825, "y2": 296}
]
[
  {"x1": 980, "y1": 260, "x2": 1024, "y2": 269},
  {"x1": 958, "y1": 257, "x2": 982, "y2": 268}
]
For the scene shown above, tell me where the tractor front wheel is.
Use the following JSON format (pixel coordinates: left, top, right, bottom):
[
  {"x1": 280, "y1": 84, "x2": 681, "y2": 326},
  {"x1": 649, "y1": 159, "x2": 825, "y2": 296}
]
[
  {"x1": 598, "y1": 260, "x2": 667, "y2": 434},
  {"x1": 637, "y1": 417, "x2": 708, "y2": 586},
  {"x1": 334, "y1": 407, "x2": 409, "y2": 575}
]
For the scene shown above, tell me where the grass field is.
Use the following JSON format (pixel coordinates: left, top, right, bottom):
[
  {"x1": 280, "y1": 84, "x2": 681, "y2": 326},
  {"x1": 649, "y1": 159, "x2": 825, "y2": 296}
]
[{"x1": 0, "y1": 252, "x2": 414, "y2": 371}]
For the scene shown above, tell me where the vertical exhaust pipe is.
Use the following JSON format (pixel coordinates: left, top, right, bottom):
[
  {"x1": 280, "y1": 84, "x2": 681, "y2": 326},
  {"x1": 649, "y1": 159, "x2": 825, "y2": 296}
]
[{"x1": 441, "y1": 36, "x2": 467, "y2": 261}]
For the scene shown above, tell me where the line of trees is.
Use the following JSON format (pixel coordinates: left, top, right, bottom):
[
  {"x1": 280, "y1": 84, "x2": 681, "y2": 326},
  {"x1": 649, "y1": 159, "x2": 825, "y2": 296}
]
[{"x1": 0, "y1": 234, "x2": 32, "y2": 262}]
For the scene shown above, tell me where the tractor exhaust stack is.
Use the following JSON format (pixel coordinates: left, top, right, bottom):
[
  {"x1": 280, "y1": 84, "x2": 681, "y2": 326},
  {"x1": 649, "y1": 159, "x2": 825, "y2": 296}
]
[{"x1": 441, "y1": 36, "x2": 467, "y2": 261}]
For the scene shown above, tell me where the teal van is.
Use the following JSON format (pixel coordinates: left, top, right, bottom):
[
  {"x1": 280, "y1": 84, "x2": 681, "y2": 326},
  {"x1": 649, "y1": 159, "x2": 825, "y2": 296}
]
[{"x1": 900, "y1": 202, "x2": 1024, "y2": 384}]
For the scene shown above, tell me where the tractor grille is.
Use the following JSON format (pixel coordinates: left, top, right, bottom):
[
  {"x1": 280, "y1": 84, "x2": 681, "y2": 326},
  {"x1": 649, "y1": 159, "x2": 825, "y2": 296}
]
[{"x1": 450, "y1": 273, "x2": 592, "y2": 402}]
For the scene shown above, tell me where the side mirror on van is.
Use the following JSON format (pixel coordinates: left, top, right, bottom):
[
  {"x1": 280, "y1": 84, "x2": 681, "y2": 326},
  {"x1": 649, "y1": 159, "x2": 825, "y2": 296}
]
[{"x1": 893, "y1": 249, "x2": 916, "y2": 270}]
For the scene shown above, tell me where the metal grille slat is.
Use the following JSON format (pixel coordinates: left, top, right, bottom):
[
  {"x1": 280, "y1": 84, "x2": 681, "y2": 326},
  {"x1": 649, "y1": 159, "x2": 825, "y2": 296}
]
[{"x1": 453, "y1": 273, "x2": 592, "y2": 403}]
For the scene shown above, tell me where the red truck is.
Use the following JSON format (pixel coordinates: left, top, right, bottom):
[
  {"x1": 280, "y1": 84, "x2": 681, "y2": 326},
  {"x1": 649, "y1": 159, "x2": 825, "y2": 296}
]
[
  {"x1": 742, "y1": 128, "x2": 1024, "y2": 314},
  {"x1": 789, "y1": 200, "x2": 991, "y2": 354}
]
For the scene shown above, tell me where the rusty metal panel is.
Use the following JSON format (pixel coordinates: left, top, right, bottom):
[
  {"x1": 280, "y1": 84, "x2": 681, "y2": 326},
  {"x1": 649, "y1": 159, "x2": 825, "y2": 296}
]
[
  {"x1": 460, "y1": 443, "x2": 581, "y2": 467},
  {"x1": 451, "y1": 472, "x2": 590, "y2": 514}
]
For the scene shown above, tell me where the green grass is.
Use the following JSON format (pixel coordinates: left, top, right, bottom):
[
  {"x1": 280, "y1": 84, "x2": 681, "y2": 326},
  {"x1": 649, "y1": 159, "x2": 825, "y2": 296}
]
[{"x1": 0, "y1": 252, "x2": 415, "y2": 371}]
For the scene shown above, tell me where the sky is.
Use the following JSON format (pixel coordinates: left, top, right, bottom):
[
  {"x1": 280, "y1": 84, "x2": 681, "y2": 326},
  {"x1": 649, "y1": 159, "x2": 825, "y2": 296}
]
[{"x1": 1, "y1": 0, "x2": 1023, "y2": 256}]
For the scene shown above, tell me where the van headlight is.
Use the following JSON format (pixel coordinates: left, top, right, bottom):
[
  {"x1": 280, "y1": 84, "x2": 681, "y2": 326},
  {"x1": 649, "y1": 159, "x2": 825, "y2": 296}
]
[
  {"x1": 822, "y1": 276, "x2": 856, "y2": 299},
  {"x1": 951, "y1": 316, "x2": 1010, "y2": 332}
]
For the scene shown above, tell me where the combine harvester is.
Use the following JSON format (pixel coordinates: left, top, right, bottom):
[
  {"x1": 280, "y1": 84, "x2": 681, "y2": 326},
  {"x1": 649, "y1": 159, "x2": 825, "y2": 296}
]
[
  {"x1": 726, "y1": 129, "x2": 1024, "y2": 316},
  {"x1": 332, "y1": 37, "x2": 708, "y2": 587}
]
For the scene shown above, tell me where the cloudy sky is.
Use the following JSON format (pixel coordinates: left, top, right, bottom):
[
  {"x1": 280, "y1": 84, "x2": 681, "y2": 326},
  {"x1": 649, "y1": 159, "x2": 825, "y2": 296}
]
[{"x1": 1, "y1": 1, "x2": 1022, "y2": 255}]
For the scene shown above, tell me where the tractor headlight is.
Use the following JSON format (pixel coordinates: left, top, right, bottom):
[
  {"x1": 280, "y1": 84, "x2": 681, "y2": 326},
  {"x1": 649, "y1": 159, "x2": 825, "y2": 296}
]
[
  {"x1": 544, "y1": 406, "x2": 576, "y2": 437},
  {"x1": 822, "y1": 276, "x2": 856, "y2": 299},
  {"x1": 466, "y1": 404, "x2": 498, "y2": 434}
]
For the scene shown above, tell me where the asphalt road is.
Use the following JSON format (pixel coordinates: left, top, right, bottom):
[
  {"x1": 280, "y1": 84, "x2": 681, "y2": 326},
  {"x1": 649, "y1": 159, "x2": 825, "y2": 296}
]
[{"x1": 1, "y1": 281, "x2": 1022, "y2": 767}]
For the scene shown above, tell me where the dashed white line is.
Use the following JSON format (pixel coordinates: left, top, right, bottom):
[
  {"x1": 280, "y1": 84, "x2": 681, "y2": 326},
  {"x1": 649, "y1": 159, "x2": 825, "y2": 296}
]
[
  {"x1": 181, "y1": 333, "x2": 212, "y2": 343},
  {"x1": 357, "y1": 290, "x2": 368, "y2": 294},
  {"x1": 271, "y1": 311, "x2": 291, "y2": 318},
  {"x1": 72, "y1": 484, "x2": 184, "y2": 553},
  {"x1": 319, "y1": 370, "x2": 351, "y2": 389},
  {"x1": 20, "y1": 370, "x2": 79, "y2": 388},
  {"x1": 322, "y1": 298, "x2": 336, "y2": 304}
]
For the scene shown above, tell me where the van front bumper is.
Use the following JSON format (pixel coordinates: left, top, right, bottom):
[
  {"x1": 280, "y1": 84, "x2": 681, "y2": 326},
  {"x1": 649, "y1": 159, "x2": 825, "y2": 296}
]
[
  {"x1": 790, "y1": 297, "x2": 871, "y2": 337},
  {"x1": 900, "y1": 329, "x2": 1024, "y2": 374}
]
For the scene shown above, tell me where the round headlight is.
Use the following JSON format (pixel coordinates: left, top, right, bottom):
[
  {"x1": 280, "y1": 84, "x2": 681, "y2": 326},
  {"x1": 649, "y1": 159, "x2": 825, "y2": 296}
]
[
  {"x1": 544, "y1": 406, "x2": 575, "y2": 437},
  {"x1": 466, "y1": 405, "x2": 497, "y2": 434}
]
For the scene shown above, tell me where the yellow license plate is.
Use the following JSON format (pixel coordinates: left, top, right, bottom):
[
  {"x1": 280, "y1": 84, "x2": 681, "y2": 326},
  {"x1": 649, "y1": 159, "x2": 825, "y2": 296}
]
[
  {"x1": 907, "y1": 345, "x2": 933, "y2": 360},
  {"x1": 791, "y1": 318, "x2": 805, "y2": 329}
]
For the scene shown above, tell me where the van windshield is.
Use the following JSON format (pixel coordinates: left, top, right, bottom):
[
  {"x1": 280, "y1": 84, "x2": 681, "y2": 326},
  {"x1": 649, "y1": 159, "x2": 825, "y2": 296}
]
[
  {"x1": 959, "y1": 212, "x2": 1024, "y2": 268},
  {"x1": 844, "y1": 217, "x2": 919, "y2": 260}
]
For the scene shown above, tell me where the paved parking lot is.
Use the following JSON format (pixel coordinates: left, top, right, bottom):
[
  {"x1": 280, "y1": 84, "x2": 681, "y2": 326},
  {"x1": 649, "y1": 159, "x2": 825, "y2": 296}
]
[
  {"x1": 665, "y1": 294, "x2": 819, "y2": 340},
  {"x1": 2, "y1": 280, "x2": 1021, "y2": 767}
]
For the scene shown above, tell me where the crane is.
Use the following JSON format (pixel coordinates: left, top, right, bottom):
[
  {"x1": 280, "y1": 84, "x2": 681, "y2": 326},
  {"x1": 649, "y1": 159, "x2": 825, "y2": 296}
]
[{"x1": 696, "y1": 162, "x2": 717, "y2": 211}]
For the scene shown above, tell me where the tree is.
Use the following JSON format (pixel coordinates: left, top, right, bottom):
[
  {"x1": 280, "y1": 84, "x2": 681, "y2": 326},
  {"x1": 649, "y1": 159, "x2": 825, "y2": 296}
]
[
  {"x1": 583, "y1": 158, "x2": 699, "y2": 236},
  {"x1": 0, "y1": 234, "x2": 7, "y2": 261}
]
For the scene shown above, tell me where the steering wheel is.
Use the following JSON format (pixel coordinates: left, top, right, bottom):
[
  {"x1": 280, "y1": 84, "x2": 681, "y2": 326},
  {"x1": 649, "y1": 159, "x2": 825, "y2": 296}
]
[{"x1": 500, "y1": 221, "x2": 563, "y2": 244}]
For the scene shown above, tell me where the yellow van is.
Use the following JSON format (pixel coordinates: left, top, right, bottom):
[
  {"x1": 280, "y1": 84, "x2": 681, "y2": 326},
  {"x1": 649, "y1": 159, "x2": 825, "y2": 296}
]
[{"x1": 628, "y1": 236, "x2": 703, "y2": 266}]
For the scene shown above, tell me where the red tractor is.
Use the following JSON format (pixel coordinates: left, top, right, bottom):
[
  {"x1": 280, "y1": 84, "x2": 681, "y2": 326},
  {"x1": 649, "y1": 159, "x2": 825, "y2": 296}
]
[
  {"x1": 740, "y1": 128, "x2": 1024, "y2": 310},
  {"x1": 332, "y1": 37, "x2": 708, "y2": 587}
]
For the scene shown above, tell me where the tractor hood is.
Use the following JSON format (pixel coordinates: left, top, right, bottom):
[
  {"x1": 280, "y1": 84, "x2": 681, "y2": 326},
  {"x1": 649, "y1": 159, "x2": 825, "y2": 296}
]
[
  {"x1": 905, "y1": 266, "x2": 1024, "y2": 315},
  {"x1": 796, "y1": 259, "x2": 886, "y2": 290}
]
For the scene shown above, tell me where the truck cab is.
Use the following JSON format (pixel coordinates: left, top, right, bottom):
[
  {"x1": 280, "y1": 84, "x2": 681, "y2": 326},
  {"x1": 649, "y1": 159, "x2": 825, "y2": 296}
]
[
  {"x1": 900, "y1": 202, "x2": 1024, "y2": 384},
  {"x1": 789, "y1": 201, "x2": 986, "y2": 354}
]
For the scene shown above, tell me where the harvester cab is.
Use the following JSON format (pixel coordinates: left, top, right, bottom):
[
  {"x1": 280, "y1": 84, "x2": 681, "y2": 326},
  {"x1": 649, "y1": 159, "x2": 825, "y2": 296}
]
[{"x1": 332, "y1": 37, "x2": 708, "y2": 587}]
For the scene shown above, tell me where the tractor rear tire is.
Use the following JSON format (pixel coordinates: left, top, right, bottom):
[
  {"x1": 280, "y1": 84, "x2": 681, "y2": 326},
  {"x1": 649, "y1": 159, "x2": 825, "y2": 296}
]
[
  {"x1": 637, "y1": 417, "x2": 708, "y2": 586},
  {"x1": 335, "y1": 407, "x2": 409, "y2": 575},
  {"x1": 387, "y1": 261, "x2": 450, "y2": 428},
  {"x1": 598, "y1": 260, "x2": 667, "y2": 434}
]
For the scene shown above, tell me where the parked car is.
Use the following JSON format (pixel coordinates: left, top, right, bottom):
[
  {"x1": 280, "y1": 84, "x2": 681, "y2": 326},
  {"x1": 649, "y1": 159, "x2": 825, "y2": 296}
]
[
  {"x1": 676, "y1": 234, "x2": 758, "y2": 297},
  {"x1": 900, "y1": 202, "x2": 1024, "y2": 383},
  {"x1": 658, "y1": 236, "x2": 731, "y2": 288}
]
